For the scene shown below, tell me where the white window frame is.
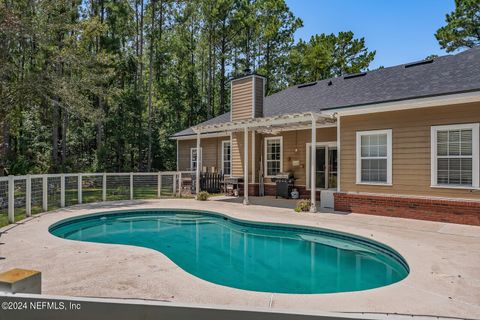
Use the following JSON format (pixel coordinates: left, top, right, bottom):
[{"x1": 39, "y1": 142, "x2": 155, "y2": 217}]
[
  {"x1": 431, "y1": 123, "x2": 479, "y2": 189},
  {"x1": 306, "y1": 142, "x2": 338, "y2": 190},
  {"x1": 190, "y1": 147, "x2": 202, "y2": 171},
  {"x1": 221, "y1": 140, "x2": 231, "y2": 176},
  {"x1": 264, "y1": 136, "x2": 283, "y2": 178},
  {"x1": 356, "y1": 129, "x2": 392, "y2": 186}
]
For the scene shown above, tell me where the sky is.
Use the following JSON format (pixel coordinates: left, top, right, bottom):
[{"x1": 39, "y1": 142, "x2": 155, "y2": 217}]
[{"x1": 285, "y1": 0, "x2": 456, "y2": 69}]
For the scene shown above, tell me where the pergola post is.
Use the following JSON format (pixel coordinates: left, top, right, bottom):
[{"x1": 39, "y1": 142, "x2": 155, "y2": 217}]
[
  {"x1": 310, "y1": 116, "x2": 317, "y2": 213},
  {"x1": 243, "y1": 127, "x2": 249, "y2": 205},
  {"x1": 251, "y1": 130, "x2": 255, "y2": 184},
  {"x1": 195, "y1": 131, "x2": 201, "y2": 198}
]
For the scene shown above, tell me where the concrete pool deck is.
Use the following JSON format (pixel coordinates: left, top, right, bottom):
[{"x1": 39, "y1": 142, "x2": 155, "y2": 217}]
[{"x1": 0, "y1": 198, "x2": 479, "y2": 319}]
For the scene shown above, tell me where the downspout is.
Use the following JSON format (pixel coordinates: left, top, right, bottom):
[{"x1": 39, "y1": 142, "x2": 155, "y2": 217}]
[{"x1": 334, "y1": 112, "x2": 340, "y2": 192}]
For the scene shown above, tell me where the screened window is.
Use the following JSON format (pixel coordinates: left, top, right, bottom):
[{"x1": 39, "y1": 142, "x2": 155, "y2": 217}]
[
  {"x1": 356, "y1": 130, "x2": 392, "y2": 184},
  {"x1": 222, "y1": 141, "x2": 231, "y2": 176},
  {"x1": 265, "y1": 137, "x2": 282, "y2": 177},
  {"x1": 431, "y1": 124, "x2": 479, "y2": 188}
]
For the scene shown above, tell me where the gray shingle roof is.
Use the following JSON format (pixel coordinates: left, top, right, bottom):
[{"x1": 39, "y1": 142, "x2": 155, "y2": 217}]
[
  {"x1": 173, "y1": 46, "x2": 480, "y2": 138},
  {"x1": 173, "y1": 112, "x2": 231, "y2": 137}
]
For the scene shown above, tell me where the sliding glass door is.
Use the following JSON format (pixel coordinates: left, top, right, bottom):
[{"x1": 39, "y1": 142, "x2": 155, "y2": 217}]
[{"x1": 308, "y1": 145, "x2": 337, "y2": 190}]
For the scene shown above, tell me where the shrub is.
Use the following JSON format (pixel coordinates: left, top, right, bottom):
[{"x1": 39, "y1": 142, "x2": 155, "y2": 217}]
[
  {"x1": 294, "y1": 199, "x2": 311, "y2": 213},
  {"x1": 196, "y1": 191, "x2": 210, "y2": 201}
]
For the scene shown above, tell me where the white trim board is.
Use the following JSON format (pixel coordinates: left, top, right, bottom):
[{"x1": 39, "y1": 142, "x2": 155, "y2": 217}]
[
  {"x1": 190, "y1": 147, "x2": 203, "y2": 171},
  {"x1": 430, "y1": 123, "x2": 480, "y2": 189},
  {"x1": 305, "y1": 141, "x2": 338, "y2": 191},
  {"x1": 356, "y1": 129, "x2": 393, "y2": 186},
  {"x1": 221, "y1": 140, "x2": 231, "y2": 177},
  {"x1": 326, "y1": 91, "x2": 480, "y2": 117},
  {"x1": 264, "y1": 136, "x2": 283, "y2": 178},
  {"x1": 172, "y1": 132, "x2": 230, "y2": 140}
]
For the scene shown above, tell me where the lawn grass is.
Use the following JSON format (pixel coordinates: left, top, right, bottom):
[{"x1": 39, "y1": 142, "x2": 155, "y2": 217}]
[{"x1": 0, "y1": 186, "x2": 193, "y2": 228}]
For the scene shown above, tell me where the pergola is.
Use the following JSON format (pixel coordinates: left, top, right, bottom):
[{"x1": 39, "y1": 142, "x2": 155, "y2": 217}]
[{"x1": 192, "y1": 112, "x2": 336, "y2": 212}]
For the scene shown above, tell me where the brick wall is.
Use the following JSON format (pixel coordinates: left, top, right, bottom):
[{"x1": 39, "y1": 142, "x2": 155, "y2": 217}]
[{"x1": 334, "y1": 193, "x2": 480, "y2": 226}]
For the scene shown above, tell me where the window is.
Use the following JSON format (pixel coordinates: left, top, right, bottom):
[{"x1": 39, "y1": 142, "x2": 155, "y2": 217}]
[
  {"x1": 431, "y1": 124, "x2": 479, "y2": 188},
  {"x1": 222, "y1": 141, "x2": 231, "y2": 176},
  {"x1": 190, "y1": 147, "x2": 202, "y2": 171},
  {"x1": 356, "y1": 129, "x2": 392, "y2": 185},
  {"x1": 265, "y1": 137, "x2": 283, "y2": 177}
]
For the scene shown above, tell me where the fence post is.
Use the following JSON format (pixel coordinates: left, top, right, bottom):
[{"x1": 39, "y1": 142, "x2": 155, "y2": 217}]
[
  {"x1": 178, "y1": 172, "x2": 182, "y2": 198},
  {"x1": 8, "y1": 175, "x2": 14, "y2": 223},
  {"x1": 78, "y1": 174, "x2": 82, "y2": 204},
  {"x1": 60, "y1": 174, "x2": 65, "y2": 208},
  {"x1": 130, "y1": 173, "x2": 134, "y2": 200},
  {"x1": 157, "y1": 172, "x2": 162, "y2": 198},
  {"x1": 42, "y1": 175, "x2": 48, "y2": 212},
  {"x1": 173, "y1": 173, "x2": 177, "y2": 197},
  {"x1": 102, "y1": 173, "x2": 107, "y2": 202},
  {"x1": 26, "y1": 175, "x2": 32, "y2": 217}
]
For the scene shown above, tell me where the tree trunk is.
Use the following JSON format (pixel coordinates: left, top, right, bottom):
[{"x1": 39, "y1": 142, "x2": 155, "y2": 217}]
[
  {"x1": 146, "y1": 0, "x2": 158, "y2": 171},
  {"x1": 1, "y1": 121, "x2": 9, "y2": 163},
  {"x1": 219, "y1": 36, "x2": 226, "y2": 115},
  {"x1": 139, "y1": 0, "x2": 144, "y2": 93},
  {"x1": 189, "y1": 16, "x2": 195, "y2": 126},
  {"x1": 207, "y1": 30, "x2": 213, "y2": 120},
  {"x1": 61, "y1": 110, "x2": 68, "y2": 170},
  {"x1": 52, "y1": 101, "x2": 59, "y2": 172}
]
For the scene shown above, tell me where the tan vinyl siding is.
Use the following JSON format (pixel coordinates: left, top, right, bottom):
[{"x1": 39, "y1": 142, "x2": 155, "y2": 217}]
[
  {"x1": 340, "y1": 102, "x2": 480, "y2": 199},
  {"x1": 231, "y1": 132, "x2": 253, "y2": 177},
  {"x1": 262, "y1": 127, "x2": 337, "y2": 186},
  {"x1": 254, "y1": 77, "x2": 264, "y2": 118},
  {"x1": 231, "y1": 133, "x2": 243, "y2": 176},
  {"x1": 177, "y1": 137, "x2": 229, "y2": 172},
  {"x1": 231, "y1": 78, "x2": 253, "y2": 121},
  {"x1": 178, "y1": 127, "x2": 337, "y2": 186}
]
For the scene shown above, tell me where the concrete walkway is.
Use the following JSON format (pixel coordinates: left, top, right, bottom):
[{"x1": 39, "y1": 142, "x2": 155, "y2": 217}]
[{"x1": 0, "y1": 198, "x2": 479, "y2": 319}]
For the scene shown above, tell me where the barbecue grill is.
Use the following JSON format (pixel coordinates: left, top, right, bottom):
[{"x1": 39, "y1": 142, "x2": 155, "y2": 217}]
[{"x1": 271, "y1": 172, "x2": 295, "y2": 199}]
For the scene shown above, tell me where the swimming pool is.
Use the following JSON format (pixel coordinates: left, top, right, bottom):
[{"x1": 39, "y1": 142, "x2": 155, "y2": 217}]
[{"x1": 49, "y1": 209, "x2": 409, "y2": 294}]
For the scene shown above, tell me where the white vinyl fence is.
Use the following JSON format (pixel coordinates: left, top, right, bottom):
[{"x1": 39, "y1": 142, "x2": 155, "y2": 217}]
[{"x1": 0, "y1": 172, "x2": 194, "y2": 225}]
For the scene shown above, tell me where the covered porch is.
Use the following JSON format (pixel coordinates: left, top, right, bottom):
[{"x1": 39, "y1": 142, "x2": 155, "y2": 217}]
[{"x1": 192, "y1": 112, "x2": 337, "y2": 212}]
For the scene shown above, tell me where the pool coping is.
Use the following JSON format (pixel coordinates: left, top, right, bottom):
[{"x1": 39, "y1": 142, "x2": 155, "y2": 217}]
[
  {"x1": 0, "y1": 199, "x2": 479, "y2": 318},
  {"x1": 48, "y1": 208, "x2": 410, "y2": 294}
]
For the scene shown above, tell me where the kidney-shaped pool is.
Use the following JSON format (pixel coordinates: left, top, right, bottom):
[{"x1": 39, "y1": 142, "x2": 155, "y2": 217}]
[{"x1": 49, "y1": 209, "x2": 409, "y2": 294}]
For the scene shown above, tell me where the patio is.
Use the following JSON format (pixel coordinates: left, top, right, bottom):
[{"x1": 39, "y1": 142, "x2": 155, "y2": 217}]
[{"x1": 0, "y1": 198, "x2": 479, "y2": 319}]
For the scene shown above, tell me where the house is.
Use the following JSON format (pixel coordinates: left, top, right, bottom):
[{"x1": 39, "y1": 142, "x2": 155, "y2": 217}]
[{"x1": 172, "y1": 46, "x2": 480, "y2": 225}]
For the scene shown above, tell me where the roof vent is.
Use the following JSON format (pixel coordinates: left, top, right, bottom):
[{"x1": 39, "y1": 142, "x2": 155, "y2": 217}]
[
  {"x1": 344, "y1": 72, "x2": 367, "y2": 79},
  {"x1": 327, "y1": 81, "x2": 333, "y2": 86},
  {"x1": 298, "y1": 81, "x2": 317, "y2": 88},
  {"x1": 404, "y1": 59, "x2": 434, "y2": 68}
]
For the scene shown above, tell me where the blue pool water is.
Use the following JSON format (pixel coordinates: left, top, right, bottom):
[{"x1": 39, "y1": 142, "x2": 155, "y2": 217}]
[{"x1": 49, "y1": 210, "x2": 409, "y2": 294}]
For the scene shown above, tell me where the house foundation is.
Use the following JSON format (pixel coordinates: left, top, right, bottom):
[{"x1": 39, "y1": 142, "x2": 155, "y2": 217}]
[{"x1": 334, "y1": 192, "x2": 480, "y2": 226}]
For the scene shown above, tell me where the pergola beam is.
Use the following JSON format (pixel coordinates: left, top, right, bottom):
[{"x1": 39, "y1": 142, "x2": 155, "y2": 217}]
[{"x1": 192, "y1": 112, "x2": 335, "y2": 134}]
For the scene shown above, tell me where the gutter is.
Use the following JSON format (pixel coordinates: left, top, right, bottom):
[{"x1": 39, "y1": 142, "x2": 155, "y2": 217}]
[{"x1": 320, "y1": 90, "x2": 480, "y2": 117}]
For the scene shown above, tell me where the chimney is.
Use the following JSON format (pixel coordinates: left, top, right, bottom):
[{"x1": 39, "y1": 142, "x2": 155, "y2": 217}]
[{"x1": 230, "y1": 73, "x2": 265, "y2": 121}]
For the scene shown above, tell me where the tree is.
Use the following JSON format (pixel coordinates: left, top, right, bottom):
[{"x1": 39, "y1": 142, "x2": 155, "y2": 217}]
[
  {"x1": 286, "y1": 32, "x2": 375, "y2": 84},
  {"x1": 0, "y1": 0, "x2": 377, "y2": 175},
  {"x1": 435, "y1": 0, "x2": 480, "y2": 52},
  {"x1": 256, "y1": 0, "x2": 302, "y2": 94}
]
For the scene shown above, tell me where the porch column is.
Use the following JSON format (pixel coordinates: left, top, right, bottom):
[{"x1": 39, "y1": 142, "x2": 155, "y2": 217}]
[
  {"x1": 195, "y1": 131, "x2": 201, "y2": 199},
  {"x1": 243, "y1": 127, "x2": 249, "y2": 205},
  {"x1": 310, "y1": 116, "x2": 317, "y2": 212},
  {"x1": 251, "y1": 130, "x2": 255, "y2": 184}
]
